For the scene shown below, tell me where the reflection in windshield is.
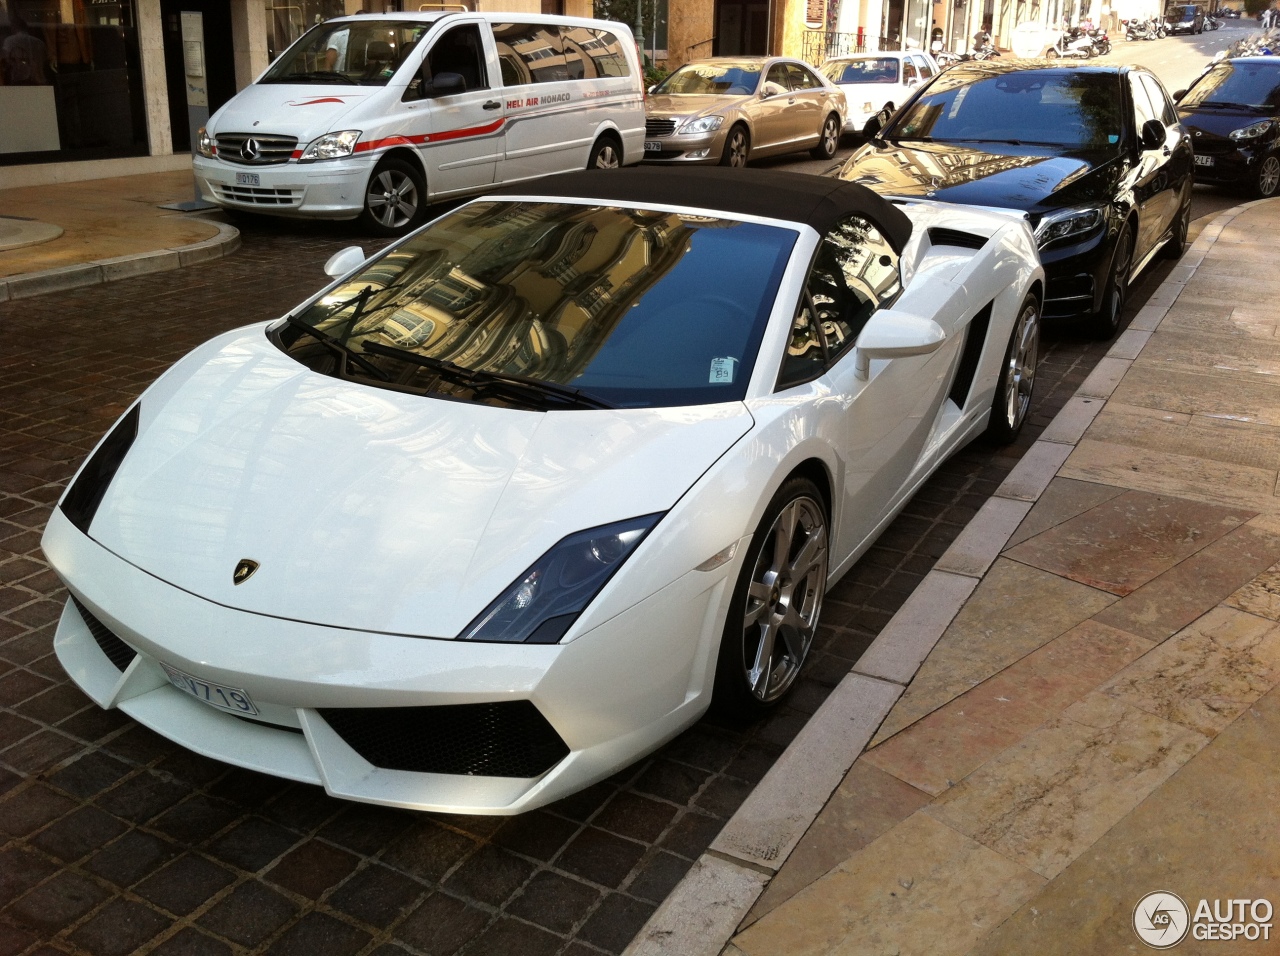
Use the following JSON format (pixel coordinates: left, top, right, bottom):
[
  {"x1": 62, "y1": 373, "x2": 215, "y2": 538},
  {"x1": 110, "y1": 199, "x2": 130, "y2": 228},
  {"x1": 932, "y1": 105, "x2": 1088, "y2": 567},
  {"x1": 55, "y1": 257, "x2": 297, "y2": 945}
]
[
  {"x1": 890, "y1": 70, "x2": 1123, "y2": 148},
  {"x1": 654, "y1": 63, "x2": 762, "y2": 96},
  {"x1": 279, "y1": 201, "x2": 796, "y2": 409},
  {"x1": 1182, "y1": 62, "x2": 1280, "y2": 111},
  {"x1": 262, "y1": 20, "x2": 430, "y2": 86}
]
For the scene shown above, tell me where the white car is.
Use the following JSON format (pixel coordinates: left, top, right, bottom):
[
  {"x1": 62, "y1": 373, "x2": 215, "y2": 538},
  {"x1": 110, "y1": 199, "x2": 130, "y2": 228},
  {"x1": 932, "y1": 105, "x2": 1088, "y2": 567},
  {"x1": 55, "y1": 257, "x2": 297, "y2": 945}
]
[
  {"x1": 820, "y1": 51, "x2": 940, "y2": 134},
  {"x1": 42, "y1": 168, "x2": 1043, "y2": 815}
]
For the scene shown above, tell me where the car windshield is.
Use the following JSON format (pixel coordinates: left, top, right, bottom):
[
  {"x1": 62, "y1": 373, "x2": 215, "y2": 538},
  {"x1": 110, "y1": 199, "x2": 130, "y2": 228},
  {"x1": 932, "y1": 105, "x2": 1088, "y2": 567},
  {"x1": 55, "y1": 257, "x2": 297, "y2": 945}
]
[
  {"x1": 654, "y1": 62, "x2": 762, "y2": 95},
  {"x1": 261, "y1": 19, "x2": 432, "y2": 86},
  {"x1": 277, "y1": 201, "x2": 797, "y2": 409},
  {"x1": 888, "y1": 69, "x2": 1123, "y2": 148},
  {"x1": 1181, "y1": 62, "x2": 1280, "y2": 111},
  {"x1": 822, "y1": 58, "x2": 900, "y2": 84}
]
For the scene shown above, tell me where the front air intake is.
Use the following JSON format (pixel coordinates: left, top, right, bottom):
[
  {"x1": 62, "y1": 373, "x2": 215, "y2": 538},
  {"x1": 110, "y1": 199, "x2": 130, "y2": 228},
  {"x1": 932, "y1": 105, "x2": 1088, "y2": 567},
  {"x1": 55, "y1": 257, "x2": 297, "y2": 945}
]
[
  {"x1": 71, "y1": 597, "x2": 137, "y2": 672},
  {"x1": 319, "y1": 701, "x2": 571, "y2": 778},
  {"x1": 61, "y1": 404, "x2": 139, "y2": 534},
  {"x1": 928, "y1": 227, "x2": 988, "y2": 250}
]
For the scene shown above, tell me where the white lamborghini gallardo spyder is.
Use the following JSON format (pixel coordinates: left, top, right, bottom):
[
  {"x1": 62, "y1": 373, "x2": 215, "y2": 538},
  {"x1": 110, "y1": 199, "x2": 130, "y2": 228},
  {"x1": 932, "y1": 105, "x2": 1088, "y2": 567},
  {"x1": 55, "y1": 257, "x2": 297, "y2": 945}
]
[{"x1": 42, "y1": 168, "x2": 1044, "y2": 814}]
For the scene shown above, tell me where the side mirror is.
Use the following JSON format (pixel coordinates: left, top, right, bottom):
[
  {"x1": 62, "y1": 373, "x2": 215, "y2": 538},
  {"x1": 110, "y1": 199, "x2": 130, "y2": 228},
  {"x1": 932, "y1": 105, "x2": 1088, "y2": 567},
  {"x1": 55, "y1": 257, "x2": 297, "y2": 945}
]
[
  {"x1": 862, "y1": 105, "x2": 893, "y2": 140},
  {"x1": 761, "y1": 81, "x2": 786, "y2": 98},
  {"x1": 1140, "y1": 117, "x2": 1165, "y2": 150},
  {"x1": 854, "y1": 308, "x2": 945, "y2": 380},
  {"x1": 425, "y1": 71, "x2": 465, "y2": 97},
  {"x1": 324, "y1": 245, "x2": 366, "y2": 278},
  {"x1": 1172, "y1": 88, "x2": 1187, "y2": 101}
]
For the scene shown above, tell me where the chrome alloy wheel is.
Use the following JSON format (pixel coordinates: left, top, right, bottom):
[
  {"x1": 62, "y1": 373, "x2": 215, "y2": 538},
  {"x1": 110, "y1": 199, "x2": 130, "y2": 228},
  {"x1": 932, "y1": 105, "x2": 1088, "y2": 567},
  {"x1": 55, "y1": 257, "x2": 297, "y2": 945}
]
[
  {"x1": 740, "y1": 496, "x2": 827, "y2": 703},
  {"x1": 1000, "y1": 300, "x2": 1040, "y2": 433},
  {"x1": 722, "y1": 127, "x2": 749, "y2": 167},
  {"x1": 366, "y1": 168, "x2": 419, "y2": 229},
  {"x1": 1259, "y1": 155, "x2": 1280, "y2": 198},
  {"x1": 593, "y1": 144, "x2": 621, "y2": 169}
]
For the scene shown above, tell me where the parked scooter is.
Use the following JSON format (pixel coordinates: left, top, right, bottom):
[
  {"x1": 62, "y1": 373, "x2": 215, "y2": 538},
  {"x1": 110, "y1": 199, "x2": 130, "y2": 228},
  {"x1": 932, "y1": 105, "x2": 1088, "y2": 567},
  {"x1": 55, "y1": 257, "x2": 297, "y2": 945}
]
[
  {"x1": 972, "y1": 31, "x2": 1001, "y2": 58},
  {"x1": 1125, "y1": 18, "x2": 1167, "y2": 39},
  {"x1": 1088, "y1": 27, "x2": 1112, "y2": 53},
  {"x1": 1203, "y1": 13, "x2": 1222, "y2": 30},
  {"x1": 1046, "y1": 27, "x2": 1098, "y2": 57}
]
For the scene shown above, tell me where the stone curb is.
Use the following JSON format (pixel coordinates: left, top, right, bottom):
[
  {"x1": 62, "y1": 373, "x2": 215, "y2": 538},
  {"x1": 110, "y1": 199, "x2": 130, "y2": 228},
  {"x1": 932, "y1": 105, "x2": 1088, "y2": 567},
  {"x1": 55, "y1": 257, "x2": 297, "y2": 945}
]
[
  {"x1": 621, "y1": 196, "x2": 1277, "y2": 956},
  {"x1": 0, "y1": 220, "x2": 240, "y2": 303}
]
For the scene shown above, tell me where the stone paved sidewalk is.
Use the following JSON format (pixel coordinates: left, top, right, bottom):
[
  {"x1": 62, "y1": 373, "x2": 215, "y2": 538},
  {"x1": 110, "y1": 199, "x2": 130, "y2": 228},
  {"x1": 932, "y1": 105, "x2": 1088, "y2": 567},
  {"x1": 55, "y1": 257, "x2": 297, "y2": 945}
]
[{"x1": 722, "y1": 201, "x2": 1280, "y2": 955}]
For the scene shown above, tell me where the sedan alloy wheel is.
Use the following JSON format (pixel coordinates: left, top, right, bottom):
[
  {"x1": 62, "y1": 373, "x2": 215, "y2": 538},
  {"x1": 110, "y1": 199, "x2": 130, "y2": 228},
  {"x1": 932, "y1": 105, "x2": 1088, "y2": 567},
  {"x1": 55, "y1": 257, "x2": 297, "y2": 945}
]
[{"x1": 1257, "y1": 155, "x2": 1280, "y2": 198}]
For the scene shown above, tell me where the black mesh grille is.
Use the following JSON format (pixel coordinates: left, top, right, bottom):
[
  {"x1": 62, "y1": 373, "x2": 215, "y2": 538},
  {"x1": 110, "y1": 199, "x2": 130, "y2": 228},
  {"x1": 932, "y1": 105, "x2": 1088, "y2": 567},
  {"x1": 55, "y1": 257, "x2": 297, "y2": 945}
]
[
  {"x1": 319, "y1": 701, "x2": 570, "y2": 778},
  {"x1": 71, "y1": 597, "x2": 137, "y2": 672},
  {"x1": 929, "y1": 227, "x2": 988, "y2": 250}
]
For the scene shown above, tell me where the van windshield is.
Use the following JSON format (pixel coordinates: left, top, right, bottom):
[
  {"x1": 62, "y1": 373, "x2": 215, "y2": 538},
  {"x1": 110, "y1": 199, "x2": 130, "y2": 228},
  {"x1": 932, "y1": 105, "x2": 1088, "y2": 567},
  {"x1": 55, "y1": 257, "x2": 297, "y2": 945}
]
[{"x1": 262, "y1": 20, "x2": 433, "y2": 86}]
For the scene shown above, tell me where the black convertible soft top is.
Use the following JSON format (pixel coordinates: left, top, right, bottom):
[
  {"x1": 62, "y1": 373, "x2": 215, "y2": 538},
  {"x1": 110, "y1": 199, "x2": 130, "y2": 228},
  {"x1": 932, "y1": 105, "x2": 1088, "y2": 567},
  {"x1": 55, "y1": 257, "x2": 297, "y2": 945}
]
[{"x1": 497, "y1": 167, "x2": 913, "y2": 254}]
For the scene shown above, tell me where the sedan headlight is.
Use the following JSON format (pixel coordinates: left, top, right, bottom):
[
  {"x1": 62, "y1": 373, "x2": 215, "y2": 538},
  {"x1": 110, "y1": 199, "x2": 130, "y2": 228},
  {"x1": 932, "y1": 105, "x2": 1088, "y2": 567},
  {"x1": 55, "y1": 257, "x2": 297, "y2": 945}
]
[
  {"x1": 197, "y1": 127, "x2": 216, "y2": 159},
  {"x1": 679, "y1": 115, "x2": 725, "y2": 135},
  {"x1": 299, "y1": 130, "x2": 362, "y2": 161},
  {"x1": 459, "y1": 513, "x2": 665, "y2": 643},
  {"x1": 1229, "y1": 119, "x2": 1276, "y2": 142},
  {"x1": 1033, "y1": 205, "x2": 1106, "y2": 248}
]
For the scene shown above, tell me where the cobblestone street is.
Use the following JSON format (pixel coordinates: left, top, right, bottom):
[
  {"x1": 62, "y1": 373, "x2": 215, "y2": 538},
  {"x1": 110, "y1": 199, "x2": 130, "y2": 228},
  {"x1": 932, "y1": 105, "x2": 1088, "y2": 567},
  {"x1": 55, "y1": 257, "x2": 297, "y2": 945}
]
[{"x1": 0, "y1": 215, "x2": 1156, "y2": 955}]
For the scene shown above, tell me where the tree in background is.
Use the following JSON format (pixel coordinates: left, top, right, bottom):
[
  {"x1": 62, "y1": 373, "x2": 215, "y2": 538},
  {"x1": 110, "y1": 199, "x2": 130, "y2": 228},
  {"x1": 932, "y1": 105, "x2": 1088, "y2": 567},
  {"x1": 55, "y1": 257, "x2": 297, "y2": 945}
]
[{"x1": 594, "y1": 0, "x2": 668, "y2": 64}]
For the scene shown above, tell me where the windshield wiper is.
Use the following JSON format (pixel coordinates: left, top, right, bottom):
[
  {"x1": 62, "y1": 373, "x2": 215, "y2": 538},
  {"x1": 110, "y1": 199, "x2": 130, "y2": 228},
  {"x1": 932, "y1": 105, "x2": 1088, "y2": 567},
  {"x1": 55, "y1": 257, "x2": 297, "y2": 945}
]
[
  {"x1": 284, "y1": 315, "x2": 391, "y2": 381},
  {"x1": 265, "y1": 70, "x2": 353, "y2": 84},
  {"x1": 360, "y1": 341, "x2": 614, "y2": 410},
  {"x1": 1198, "y1": 100, "x2": 1267, "y2": 111}
]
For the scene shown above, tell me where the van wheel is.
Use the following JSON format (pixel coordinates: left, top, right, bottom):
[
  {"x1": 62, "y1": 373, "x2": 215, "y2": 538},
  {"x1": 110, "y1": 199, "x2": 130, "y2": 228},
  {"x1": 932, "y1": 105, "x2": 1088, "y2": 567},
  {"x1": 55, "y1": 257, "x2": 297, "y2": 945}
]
[
  {"x1": 359, "y1": 158, "x2": 426, "y2": 237},
  {"x1": 587, "y1": 136, "x2": 622, "y2": 169}
]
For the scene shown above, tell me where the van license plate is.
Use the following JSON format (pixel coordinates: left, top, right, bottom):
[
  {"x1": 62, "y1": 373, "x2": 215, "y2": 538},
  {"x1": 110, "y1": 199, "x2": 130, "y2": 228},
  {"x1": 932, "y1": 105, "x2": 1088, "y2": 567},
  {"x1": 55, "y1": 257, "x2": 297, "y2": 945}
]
[
  {"x1": 235, "y1": 172, "x2": 261, "y2": 186},
  {"x1": 644, "y1": 141, "x2": 662, "y2": 152},
  {"x1": 161, "y1": 663, "x2": 259, "y2": 715},
  {"x1": 1194, "y1": 155, "x2": 1213, "y2": 167}
]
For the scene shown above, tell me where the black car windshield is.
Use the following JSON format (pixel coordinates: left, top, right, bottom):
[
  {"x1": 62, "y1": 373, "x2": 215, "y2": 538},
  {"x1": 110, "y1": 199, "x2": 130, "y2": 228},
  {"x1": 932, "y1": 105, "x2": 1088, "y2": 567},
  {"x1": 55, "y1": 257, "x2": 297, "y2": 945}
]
[
  {"x1": 889, "y1": 69, "x2": 1124, "y2": 148},
  {"x1": 261, "y1": 19, "x2": 432, "y2": 86},
  {"x1": 1181, "y1": 61, "x2": 1280, "y2": 111},
  {"x1": 654, "y1": 62, "x2": 762, "y2": 95},
  {"x1": 276, "y1": 201, "x2": 797, "y2": 409},
  {"x1": 822, "y1": 58, "x2": 900, "y2": 84}
]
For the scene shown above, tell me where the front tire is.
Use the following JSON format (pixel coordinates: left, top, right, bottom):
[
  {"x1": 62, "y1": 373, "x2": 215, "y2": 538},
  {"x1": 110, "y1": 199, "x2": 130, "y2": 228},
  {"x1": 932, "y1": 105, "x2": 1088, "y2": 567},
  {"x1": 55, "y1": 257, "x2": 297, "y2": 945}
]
[
  {"x1": 587, "y1": 135, "x2": 622, "y2": 169},
  {"x1": 359, "y1": 158, "x2": 425, "y2": 237},
  {"x1": 1254, "y1": 155, "x2": 1280, "y2": 198},
  {"x1": 985, "y1": 294, "x2": 1040, "y2": 444},
  {"x1": 713, "y1": 478, "x2": 828, "y2": 717},
  {"x1": 1161, "y1": 196, "x2": 1191, "y2": 259},
  {"x1": 719, "y1": 124, "x2": 750, "y2": 168},
  {"x1": 811, "y1": 113, "x2": 840, "y2": 160},
  {"x1": 1088, "y1": 223, "x2": 1132, "y2": 339}
]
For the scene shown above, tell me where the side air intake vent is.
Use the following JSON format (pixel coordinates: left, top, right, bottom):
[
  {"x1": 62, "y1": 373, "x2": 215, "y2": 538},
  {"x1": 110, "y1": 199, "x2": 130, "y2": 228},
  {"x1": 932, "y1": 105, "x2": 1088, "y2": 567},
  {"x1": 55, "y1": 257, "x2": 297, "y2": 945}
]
[
  {"x1": 948, "y1": 301, "x2": 994, "y2": 409},
  {"x1": 320, "y1": 702, "x2": 571, "y2": 778},
  {"x1": 61, "y1": 404, "x2": 140, "y2": 534},
  {"x1": 929, "y1": 227, "x2": 988, "y2": 250},
  {"x1": 71, "y1": 597, "x2": 137, "y2": 672}
]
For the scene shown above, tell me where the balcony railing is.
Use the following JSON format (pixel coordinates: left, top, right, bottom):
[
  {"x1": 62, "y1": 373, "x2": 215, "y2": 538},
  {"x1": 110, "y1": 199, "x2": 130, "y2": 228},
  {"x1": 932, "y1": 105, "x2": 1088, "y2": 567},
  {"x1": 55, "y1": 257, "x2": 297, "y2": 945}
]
[{"x1": 800, "y1": 30, "x2": 902, "y2": 64}]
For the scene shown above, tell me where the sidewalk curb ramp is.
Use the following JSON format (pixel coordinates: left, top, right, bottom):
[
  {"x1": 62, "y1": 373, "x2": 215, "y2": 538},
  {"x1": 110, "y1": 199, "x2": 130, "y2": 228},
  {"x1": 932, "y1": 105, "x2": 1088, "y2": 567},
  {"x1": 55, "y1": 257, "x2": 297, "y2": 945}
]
[
  {"x1": 0, "y1": 220, "x2": 240, "y2": 302},
  {"x1": 622, "y1": 196, "x2": 1276, "y2": 956}
]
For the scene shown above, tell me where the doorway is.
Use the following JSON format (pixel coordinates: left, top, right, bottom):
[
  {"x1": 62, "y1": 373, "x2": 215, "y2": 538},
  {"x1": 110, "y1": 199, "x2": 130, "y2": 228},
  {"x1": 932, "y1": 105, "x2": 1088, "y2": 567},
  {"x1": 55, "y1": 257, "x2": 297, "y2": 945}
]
[
  {"x1": 714, "y1": 0, "x2": 770, "y2": 54},
  {"x1": 161, "y1": 0, "x2": 236, "y2": 151}
]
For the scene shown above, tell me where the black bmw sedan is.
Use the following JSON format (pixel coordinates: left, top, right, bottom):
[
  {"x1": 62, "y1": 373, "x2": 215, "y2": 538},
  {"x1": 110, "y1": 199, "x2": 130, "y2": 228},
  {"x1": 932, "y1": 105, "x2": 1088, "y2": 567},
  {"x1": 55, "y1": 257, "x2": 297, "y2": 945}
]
[
  {"x1": 839, "y1": 61, "x2": 1193, "y2": 338},
  {"x1": 1176, "y1": 57, "x2": 1280, "y2": 199}
]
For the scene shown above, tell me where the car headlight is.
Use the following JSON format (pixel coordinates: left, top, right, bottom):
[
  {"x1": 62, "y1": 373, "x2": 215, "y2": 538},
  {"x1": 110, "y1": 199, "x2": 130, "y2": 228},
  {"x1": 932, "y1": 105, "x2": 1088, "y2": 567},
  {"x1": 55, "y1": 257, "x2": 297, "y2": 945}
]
[
  {"x1": 1033, "y1": 205, "x2": 1106, "y2": 248},
  {"x1": 197, "y1": 127, "x2": 216, "y2": 159},
  {"x1": 1229, "y1": 119, "x2": 1276, "y2": 142},
  {"x1": 679, "y1": 115, "x2": 725, "y2": 135},
  {"x1": 299, "y1": 130, "x2": 362, "y2": 161},
  {"x1": 458, "y1": 513, "x2": 665, "y2": 643}
]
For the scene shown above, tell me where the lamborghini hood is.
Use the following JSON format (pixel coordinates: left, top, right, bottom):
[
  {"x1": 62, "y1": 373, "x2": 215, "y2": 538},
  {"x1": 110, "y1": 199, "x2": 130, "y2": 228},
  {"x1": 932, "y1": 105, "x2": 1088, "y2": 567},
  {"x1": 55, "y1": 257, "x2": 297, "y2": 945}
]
[{"x1": 83, "y1": 326, "x2": 753, "y2": 638}]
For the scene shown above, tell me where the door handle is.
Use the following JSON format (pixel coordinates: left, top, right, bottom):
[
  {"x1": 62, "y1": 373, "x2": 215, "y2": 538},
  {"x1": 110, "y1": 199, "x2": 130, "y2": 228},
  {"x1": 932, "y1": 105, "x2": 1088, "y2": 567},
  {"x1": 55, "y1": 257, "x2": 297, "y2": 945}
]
[{"x1": 483, "y1": 100, "x2": 501, "y2": 110}]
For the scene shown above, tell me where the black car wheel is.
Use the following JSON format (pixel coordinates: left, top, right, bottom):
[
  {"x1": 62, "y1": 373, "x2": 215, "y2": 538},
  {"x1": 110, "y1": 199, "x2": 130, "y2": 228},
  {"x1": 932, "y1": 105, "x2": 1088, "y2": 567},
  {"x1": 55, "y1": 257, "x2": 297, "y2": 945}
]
[
  {"x1": 713, "y1": 477, "x2": 827, "y2": 717},
  {"x1": 1089, "y1": 224, "x2": 1132, "y2": 339},
  {"x1": 720, "y1": 125, "x2": 750, "y2": 167},
  {"x1": 1256, "y1": 155, "x2": 1280, "y2": 198},
  {"x1": 811, "y1": 113, "x2": 841, "y2": 160},
  {"x1": 1161, "y1": 197, "x2": 1190, "y2": 260}
]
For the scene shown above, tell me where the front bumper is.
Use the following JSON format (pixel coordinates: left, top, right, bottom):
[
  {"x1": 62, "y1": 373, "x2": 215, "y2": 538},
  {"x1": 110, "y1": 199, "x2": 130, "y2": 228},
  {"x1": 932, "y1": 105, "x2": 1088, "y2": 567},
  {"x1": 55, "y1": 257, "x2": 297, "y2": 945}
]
[
  {"x1": 193, "y1": 155, "x2": 372, "y2": 220},
  {"x1": 1191, "y1": 144, "x2": 1274, "y2": 186},
  {"x1": 43, "y1": 507, "x2": 737, "y2": 814},
  {"x1": 1039, "y1": 225, "x2": 1113, "y2": 321},
  {"x1": 641, "y1": 127, "x2": 729, "y2": 164}
]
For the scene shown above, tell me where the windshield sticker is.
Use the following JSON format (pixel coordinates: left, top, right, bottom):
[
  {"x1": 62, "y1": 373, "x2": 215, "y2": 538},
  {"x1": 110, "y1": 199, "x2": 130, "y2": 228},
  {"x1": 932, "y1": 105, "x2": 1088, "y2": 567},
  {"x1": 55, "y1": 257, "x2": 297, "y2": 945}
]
[
  {"x1": 709, "y1": 357, "x2": 738, "y2": 384},
  {"x1": 1108, "y1": 134, "x2": 1119, "y2": 143}
]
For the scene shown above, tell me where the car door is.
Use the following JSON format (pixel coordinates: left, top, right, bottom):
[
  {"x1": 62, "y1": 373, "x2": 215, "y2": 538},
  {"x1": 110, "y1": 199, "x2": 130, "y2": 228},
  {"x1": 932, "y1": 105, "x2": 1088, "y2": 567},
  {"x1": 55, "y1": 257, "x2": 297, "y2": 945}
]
[
  {"x1": 777, "y1": 216, "x2": 953, "y2": 564},
  {"x1": 784, "y1": 63, "x2": 826, "y2": 144},
  {"x1": 405, "y1": 21, "x2": 503, "y2": 196},
  {"x1": 753, "y1": 62, "x2": 797, "y2": 154},
  {"x1": 1127, "y1": 73, "x2": 1171, "y2": 263},
  {"x1": 1140, "y1": 72, "x2": 1193, "y2": 228}
]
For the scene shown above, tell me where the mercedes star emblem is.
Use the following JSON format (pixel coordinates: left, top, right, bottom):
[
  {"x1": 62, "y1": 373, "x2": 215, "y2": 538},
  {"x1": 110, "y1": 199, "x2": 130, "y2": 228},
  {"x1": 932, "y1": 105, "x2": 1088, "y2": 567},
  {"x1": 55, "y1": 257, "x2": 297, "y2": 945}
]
[
  {"x1": 240, "y1": 138, "x2": 261, "y2": 161},
  {"x1": 233, "y1": 559, "x2": 260, "y2": 585}
]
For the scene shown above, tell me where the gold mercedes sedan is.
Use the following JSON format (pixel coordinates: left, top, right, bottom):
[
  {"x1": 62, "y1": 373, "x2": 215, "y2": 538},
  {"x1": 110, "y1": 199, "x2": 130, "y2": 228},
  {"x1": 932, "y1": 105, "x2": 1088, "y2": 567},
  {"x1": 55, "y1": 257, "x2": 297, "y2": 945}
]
[{"x1": 643, "y1": 57, "x2": 847, "y2": 167}]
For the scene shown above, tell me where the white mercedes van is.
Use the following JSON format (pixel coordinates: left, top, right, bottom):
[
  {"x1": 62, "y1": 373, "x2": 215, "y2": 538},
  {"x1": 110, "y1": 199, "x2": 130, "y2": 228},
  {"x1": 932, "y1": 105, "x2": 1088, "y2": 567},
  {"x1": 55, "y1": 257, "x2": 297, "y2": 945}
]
[{"x1": 193, "y1": 13, "x2": 645, "y2": 234}]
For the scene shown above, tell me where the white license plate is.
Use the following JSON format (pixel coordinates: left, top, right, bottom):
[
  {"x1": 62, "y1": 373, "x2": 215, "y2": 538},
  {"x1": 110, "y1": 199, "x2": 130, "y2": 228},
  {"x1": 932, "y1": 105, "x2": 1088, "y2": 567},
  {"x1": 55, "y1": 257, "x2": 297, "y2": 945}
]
[
  {"x1": 1194, "y1": 154, "x2": 1214, "y2": 167},
  {"x1": 235, "y1": 171, "x2": 261, "y2": 186},
  {"x1": 644, "y1": 140, "x2": 662, "y2": 152},
  {"x1": 162, "y1": 663, "x2": 259, "y2": 715}
]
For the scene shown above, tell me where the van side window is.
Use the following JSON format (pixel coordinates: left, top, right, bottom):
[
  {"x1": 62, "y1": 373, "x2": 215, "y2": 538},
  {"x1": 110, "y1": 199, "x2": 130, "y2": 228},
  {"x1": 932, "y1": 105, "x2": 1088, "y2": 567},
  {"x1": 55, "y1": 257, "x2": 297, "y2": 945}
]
[
  {"x1": 494, "y1": 22, "x2": 566, "y2": 85},
  {"x1": 779, "y1": 215, "x2": 901, "y2": 388},
  {"x1": 585, "y1": 29, "x2": 631, "y2": 77},
  {"x1": 424, "y1": 24, "x2": 489, "y2": 93}
]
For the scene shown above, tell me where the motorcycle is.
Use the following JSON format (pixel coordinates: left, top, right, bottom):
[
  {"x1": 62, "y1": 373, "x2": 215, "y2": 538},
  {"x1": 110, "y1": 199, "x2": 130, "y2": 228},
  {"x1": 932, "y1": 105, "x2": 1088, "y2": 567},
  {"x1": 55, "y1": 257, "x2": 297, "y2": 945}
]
[
  {"x1": 1088, "y1": 27, "x2": 1112, "y2": 53},
  {"x1": 1124, "y1": 17, "x2": 1166, "y2": 39},
  {"x1": 1203, "y1": 13, "x2": 1222, "y2": 29},
  {"x1": 971, "y1": 32, "x2": 1002, "y2": 58},
  {"x1": 1046, "y1": 27, "x2": 1098, "y2": 57}
]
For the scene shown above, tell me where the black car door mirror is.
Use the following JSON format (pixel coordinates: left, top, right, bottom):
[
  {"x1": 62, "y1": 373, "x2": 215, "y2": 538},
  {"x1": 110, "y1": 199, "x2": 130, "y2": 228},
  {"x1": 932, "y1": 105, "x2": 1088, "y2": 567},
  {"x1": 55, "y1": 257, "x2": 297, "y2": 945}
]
[
  {"x1": 1172, "y1": 88, "x2": 1187, "y2": 102},
  {"x1": 1140, "y1": 118, "x2": 1165, "y2": 150},
  {"x1": 862, "y1": 106, "x2": 893, "y2": 140},
  {"x1": 425, "y1": 71, "x2": 466, "y2": 98}
]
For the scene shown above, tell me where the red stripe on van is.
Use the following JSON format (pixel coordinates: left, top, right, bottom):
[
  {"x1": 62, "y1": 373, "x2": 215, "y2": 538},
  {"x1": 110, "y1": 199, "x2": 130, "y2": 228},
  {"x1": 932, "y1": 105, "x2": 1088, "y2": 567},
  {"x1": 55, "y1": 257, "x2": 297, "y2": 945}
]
[{"x1": 353, "y1": 118, "x2": 504, "y2": 154}]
